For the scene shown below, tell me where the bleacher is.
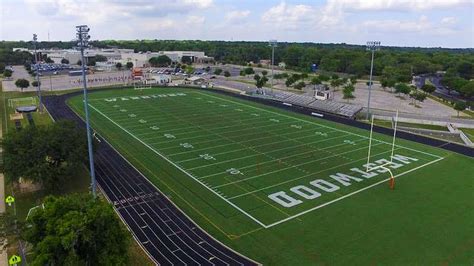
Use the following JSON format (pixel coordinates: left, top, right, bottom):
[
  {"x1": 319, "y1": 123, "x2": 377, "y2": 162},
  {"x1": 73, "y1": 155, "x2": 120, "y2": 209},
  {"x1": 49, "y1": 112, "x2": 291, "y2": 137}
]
[
  {"x1": 253, "y1": 89, "x2": 363, "y2": 118},
  {"x1": 283, "y1": 94, "x2": 316, "y2": 106}
]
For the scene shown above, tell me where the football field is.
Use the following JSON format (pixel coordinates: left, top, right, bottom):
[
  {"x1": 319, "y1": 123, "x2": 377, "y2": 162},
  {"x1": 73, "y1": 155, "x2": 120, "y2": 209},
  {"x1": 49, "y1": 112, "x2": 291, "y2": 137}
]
[{"x1": 79, "y1": 88, "x2": 442, "y2": 228}]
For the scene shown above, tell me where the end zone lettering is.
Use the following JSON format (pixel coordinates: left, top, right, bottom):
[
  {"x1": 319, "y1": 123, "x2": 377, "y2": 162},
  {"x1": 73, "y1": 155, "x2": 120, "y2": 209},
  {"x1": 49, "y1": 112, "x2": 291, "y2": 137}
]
[{"x1": 268, "y1": 154, "x2": 418, "y2": 208}]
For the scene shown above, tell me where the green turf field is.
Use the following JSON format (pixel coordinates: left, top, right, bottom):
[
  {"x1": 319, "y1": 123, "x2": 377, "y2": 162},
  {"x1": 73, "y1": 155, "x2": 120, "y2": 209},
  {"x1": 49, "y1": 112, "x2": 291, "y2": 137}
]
[{"x1": 68, "y1": 87, "x2": 474, "y2": 265}]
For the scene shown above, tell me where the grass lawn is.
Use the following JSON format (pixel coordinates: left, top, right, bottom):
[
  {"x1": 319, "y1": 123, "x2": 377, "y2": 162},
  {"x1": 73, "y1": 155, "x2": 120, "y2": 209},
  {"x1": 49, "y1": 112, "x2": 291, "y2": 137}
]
[{"x1": 68, "y1": 87, "x2": 474, "y2": 265}]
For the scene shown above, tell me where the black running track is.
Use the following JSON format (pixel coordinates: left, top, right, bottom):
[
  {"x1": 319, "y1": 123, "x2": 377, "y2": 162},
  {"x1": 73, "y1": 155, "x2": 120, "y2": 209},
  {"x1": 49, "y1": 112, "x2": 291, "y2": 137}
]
[{"x1": 43, "y1": 93, "x2": 258, "y2": 265}]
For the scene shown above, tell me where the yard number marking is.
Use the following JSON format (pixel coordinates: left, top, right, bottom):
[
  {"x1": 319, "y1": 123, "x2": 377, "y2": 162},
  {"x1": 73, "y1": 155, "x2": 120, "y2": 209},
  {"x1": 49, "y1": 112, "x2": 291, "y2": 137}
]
[
  {"x1": 128, "y1": 114, "x2": 137, "y2": 118},
  {"x1": 180, "y1": 143, "x2": 194, "y2": 149},
  {"x1": 139, "y1": 119, "x2": 147, "y2": 124},
  {"x1": 150, "y1": 126, "x2": 160, "y2": 130},
  {"x1": 291, "y1": 125, "x2": 302, "y2": 129},
  {"x1": 119, "y1": 109, "x2": 127, "y2": 112},
  {"x1": 226, "y1": 168, "x2": 243, "y2": 175},
  {"x1": 164, "y1": 134, "x2": 176, "y2": 139},
  {"x1": 344, "y1": 140, "x2": 356, "y2": 145},
  {"x1": 315, "y1": 131, "x2": 328, "y2": 137},
  {"x1": 251, "y1": 113, "x2": 260, "y2": 117},
  {"x1": 270, "y1": 118, "x2": 280, "y2": 123},
  {"x1": 199, "y1": 154, "x2": 216, "y2": 160}
]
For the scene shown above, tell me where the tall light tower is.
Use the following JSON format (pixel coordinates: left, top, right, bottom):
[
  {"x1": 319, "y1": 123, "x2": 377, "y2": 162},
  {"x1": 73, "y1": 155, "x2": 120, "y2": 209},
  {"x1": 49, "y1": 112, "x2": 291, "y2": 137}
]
[
  {"x1": 76, "y1": 25, "x2": 97, "y2": 198},
  {"x1": 269, "y1": 40, "x2": 277, "y2": 95},
  {"x1": 366, "y1": 41, "x2": 381, "y2": 120},
  {"x1": 32, "y1": 34, "x2": 43, "y2": 113}
]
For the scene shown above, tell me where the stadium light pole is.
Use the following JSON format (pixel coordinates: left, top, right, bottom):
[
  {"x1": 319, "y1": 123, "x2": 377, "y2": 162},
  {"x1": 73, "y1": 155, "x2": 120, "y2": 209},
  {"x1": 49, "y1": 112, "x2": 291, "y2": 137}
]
[
  {"x1": 32, "y1": 34, "x2": 43, "y2": 113},
  {"x1": 366, "y1": 41, "x2": 380, "y2": 120},
  {"x1": 76, "y1": 25, "x2": 97, "y2": 199},
  {"x1": 269, "y1": 40, "x2": 277, "y2": 95}
]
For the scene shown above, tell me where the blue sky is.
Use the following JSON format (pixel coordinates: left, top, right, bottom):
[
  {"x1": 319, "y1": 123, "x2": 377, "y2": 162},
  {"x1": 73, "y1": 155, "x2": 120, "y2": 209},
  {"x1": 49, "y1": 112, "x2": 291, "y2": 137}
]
[{"x1": 0, "y1": 0, "x2": 473, "y2": 48}]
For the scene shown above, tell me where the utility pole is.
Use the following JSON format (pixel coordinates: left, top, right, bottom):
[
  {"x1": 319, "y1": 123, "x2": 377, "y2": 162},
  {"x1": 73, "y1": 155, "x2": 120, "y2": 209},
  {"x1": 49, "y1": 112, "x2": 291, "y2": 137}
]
[
  {"x1": 269, "y1": 40, "x2": 277, "y2": 95},
  {"x1": 76, "y1": 25, "x2": 97, "y2": 198},
  {"x1": 366, "y1": 41, "x2": 381, "y2": 120},
  {"x1": 32, "y1": 34, "x2": 43, "y2": 113}
]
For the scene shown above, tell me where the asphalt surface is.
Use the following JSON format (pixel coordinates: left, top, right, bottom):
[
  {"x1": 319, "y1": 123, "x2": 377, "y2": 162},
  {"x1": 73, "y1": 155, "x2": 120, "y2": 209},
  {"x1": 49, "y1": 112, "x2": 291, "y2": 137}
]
[{"x1": 43, "y1": 93, "x2": 258, "y2": 266}]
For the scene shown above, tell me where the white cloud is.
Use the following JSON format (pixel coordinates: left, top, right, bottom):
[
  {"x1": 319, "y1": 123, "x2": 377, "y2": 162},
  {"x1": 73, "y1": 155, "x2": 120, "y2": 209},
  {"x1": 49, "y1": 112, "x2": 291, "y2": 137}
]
[
  {"x1": 261, "y1": 2, "x2": 315, "y2": 29},
  {"x1": 225, "y1": 10, "x2": 251, "y2": 21},
  {"x1": 325, "y1": 0, "x2": 471, "y2": 11},
  {"x1": 186, "y1": 15, "x2": 205, "y2": 25},
  {"x1": 441, "y1": 16, "x2": 458, "y2": 25}
]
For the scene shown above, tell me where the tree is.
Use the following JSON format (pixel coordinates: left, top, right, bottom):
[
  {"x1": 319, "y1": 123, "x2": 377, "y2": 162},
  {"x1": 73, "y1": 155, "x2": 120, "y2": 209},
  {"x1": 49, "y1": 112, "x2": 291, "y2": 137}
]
[
  {"x1": 254, "y1": 74, "x2": 268, "y2": 88},
  {"x1": 3, "y1": 69, "x2": 12, "y2": 78},
  {"x1": 223, "y1": 70, "x2": 231, "y2": 77},
  {"x1": 214, "y1": 68, "x2": 223, "y2": 75},
  {"x1": 330, "y1": 78, "x2": 343, "y2": 91},
  {"x1": 394, "y1": 83, "x2": 411, "y2": 98},
  {"x1": 32, "y1": 80, "x2": 41, "y2": 87},
  {"x1": 45, "y1": 57, "x2": 54, "y2": 63},
  {"x1": 77, "y1": 60, "x2": 82, "y2": 66},
  {"x1": 301, "y1": 73, "x2": 308, "y2": 81},
  {"x1": 410, "y1": 90, "x2": 427, "y2": 106},
  {"x1": 14, "y1": 78, "x2": 29, "y2": 91},
  {"x1": 310, "y1": 77, "x2": 321, "y2": 89},
  {"x1": 381, "y1": 78, "x2": 396, "y2": 91},
  {"x1": 318, "y1": 74, "x2": 330, "y2": 82},
  {"x1": 115, "y1": 62, "x2": 122, "y2": 70},
  {"x1": 331, "y1": 74, "x2": 339, "y2": 80},
  {"x1": 459, "y1": 80, "x2": 474, "y2": 98},
  {"x1": 244, "y1": 67, "x2": 254, "y2": 75},
  {"x1": 285, "y1": 76, "x2": 296, "y2": 87},
  {"x1": 350, "y1": 76, "x2": 357, "y2": 85},
  {"x1": 420, "y1": 84, "x2": 436, "y2": 94},
  {"x1": 86, "y1": 59, "x2": 96, "y2": 66},
  {"x1": 61, "y1": 58, "x2": 69, "y2": 64},
  {"x1": 24, "y1": 193, "x2": 130, "y2": 265},
  {"x1": 453, "y1": 101, "x2": 466, "y2": 117},
  {"x1": 261, "y1": 70, "x2": 268, "y2": 76},
  {"x1": 149, "y1": 55, "x2": 172, "y2": 67},
  {"x1": 294, "y1": 81, "x2": 306, "y2": 90},
  {"x1": 343, "y1": 83, "x2": 355, "y2": 102},
  {"x1": 205, "y1": 66, "x2": 211, "y2": 72},
  {"x1": 126, "y1": 62, "x2": 133, "y2": 69},
  {"x1": 3, "y1": 120, "x2": 89, "y2": 191}
]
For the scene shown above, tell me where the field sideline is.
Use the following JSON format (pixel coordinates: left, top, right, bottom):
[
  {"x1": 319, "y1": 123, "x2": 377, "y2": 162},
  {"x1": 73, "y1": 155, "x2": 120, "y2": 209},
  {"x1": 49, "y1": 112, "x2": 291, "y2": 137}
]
[{"x1": 68, "y1": 87, "x2": 474, "y2": 265}]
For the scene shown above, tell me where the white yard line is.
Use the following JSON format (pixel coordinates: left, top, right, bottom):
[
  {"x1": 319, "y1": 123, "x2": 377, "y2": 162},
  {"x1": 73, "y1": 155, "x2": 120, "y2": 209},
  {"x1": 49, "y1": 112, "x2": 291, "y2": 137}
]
[
  {"x1": 263, "y1": 157, "x2": 445, "y2": 228},
  {"x1": 213, "y1": 142, "x2": 383, "y2": 189},
  {"x1": 197, "y1": 92, "x2": 444, "y2": 160},
  {"x1": 197, "y1": 134, "x2": 361, "y2": 178},
  {"x1": 88, "y1": 102, "x2": 268, "y2": 228}
]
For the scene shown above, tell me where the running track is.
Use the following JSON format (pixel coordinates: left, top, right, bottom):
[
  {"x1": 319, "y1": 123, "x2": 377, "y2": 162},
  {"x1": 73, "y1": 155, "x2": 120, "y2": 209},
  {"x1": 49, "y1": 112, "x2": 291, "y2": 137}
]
[{"x1": 43, "y1": 93, "x2": 258, "y2": 265}]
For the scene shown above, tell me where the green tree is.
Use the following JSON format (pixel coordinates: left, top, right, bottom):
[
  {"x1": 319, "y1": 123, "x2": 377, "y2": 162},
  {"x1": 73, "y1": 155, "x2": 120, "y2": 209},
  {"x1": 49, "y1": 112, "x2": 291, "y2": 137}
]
[
  {"x1": 394, "y1": 83, "x2": 411, "y2": 98},
  {"x1": 3, "y1": 69, "x2": 12, "y2": 78},
  {"x1": 3, "y1": 120, "x2": 89, "y2": 191},
  {"x1": 420, "y1": 84, "x2": 436, "y2": 94},
  {"x1": 254, "y1": 74, "x2": 268, "y2": 88},
  {"x1": 294, "y1": 81, "x2": 306, "y2": 90},
  {"x1": 262, "y1": 70, "x2": 268, "y2": 76},
  {"x1": 24, "y1": 193, "x2": 130, "y2": 265},
  {"x1": 453, "y1": 101, "x2": 466, "y2": 117},
  {"x1": 310, "y1": 77, "x2": 321, "y2": 89},
  {"x1": 223, "y1": 70, "x2": 231, "y2": 77},
  {"x1": 459, "y1": 80, "x2": 474, "y2": 98},
  {"x1": 32, "y1": 80, "x2": 41, "y2": 87},
  {"x1": 60, "y1": 58, "x2": 69, "y2": 64},
  {"x1": 115, "y1": 62, "x2": 122, "y2": 70},
  {"x1": 331, "y1": 74, "x2": 339, "y2": 80},
  {"x1": 149, "y1": 55, "x2": 172, "y2": 67},
  {"x1": 244, "y1": 67, "x2": 254, "y2": 75},
  {"x1": 318, "y1": 74, "x2": 330, "y2": 82},
  {"x1": 349, "y1": 76, "x2": 357, "y2": 85},
  {"x1": 77, "y1": 60, "x2": 82, "y2": 66},
  {"x1": 343, "y1": 83, "x2": 355, "y2": 102},
  {"x1": 411, "y1": 90, "x2": 427, "y2": 106},
  {"x1": 14, "y1": 78, "x2": 29, "y2": 91},
  {"x1": 126, "y1": 62, "x2": 133, "y2": 69},
  {"x1": 214, "y1": 68, "x2": 223, "y2": 75},
  {"x1": 45, "y1": 57, "x2": 54, "y2": 63}
]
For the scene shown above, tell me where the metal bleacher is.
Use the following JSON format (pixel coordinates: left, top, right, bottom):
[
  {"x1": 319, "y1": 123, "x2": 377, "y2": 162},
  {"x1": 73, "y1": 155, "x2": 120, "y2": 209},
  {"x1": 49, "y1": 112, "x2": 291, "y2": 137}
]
[{"x1": 261, "y1": 90, "x2": 363, "y2": 118}]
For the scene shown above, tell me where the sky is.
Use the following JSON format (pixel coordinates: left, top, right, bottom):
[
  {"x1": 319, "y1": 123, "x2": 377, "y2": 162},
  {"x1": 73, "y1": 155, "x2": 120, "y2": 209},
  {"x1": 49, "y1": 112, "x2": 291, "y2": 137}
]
[{"x1": 0, "y1": 0, "x2": 473, "y2": 48}]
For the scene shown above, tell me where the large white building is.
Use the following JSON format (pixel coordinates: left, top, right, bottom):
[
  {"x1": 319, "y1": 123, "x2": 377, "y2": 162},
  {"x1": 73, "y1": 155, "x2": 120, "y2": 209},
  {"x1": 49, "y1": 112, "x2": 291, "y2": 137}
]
[{"x1": 13, "y1": 48, "x2": 214, "y2": 67}]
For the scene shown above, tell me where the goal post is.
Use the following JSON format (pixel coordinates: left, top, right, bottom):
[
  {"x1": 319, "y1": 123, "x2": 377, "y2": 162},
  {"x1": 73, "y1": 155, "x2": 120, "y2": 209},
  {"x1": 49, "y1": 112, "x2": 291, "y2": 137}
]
[{"x1": 365, "y1": 110, "x2": 399, "y2": 189}]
